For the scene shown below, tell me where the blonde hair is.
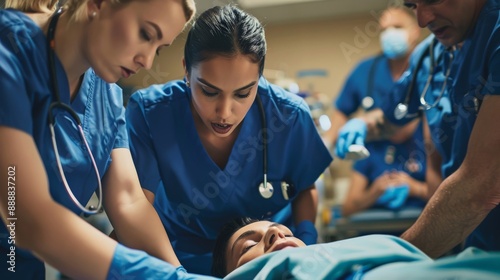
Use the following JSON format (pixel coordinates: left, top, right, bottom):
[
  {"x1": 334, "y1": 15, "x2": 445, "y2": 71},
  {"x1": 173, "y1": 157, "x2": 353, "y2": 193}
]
[
  {"x1": 5, "y1": 0, "x2": 58, "y2": 13},
  {"x1": 64, "y1": 0, "x2": 196, "y2": 23}
]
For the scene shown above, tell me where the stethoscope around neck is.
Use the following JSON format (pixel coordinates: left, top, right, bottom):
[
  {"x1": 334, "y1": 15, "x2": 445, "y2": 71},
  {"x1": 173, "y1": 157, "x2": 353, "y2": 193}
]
[
  {"x1": 47, "y1": 9, "x2": 103, "y2": 216},
  {"x1": 254, "y1": 94, "x2": 295, "y2": 200},
  {"x1": 394, "y1": 38, "x2": 455, "y2": 120}
]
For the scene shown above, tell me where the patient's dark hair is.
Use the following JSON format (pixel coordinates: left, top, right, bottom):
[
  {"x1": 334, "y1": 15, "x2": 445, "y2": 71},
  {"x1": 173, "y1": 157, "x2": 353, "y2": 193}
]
[
  {"x1": 212, "y1": 217, "x2": 259, "y2": 277},
  {"x1": 184, "y1": 5, "x2": 267, "y2": 76}
]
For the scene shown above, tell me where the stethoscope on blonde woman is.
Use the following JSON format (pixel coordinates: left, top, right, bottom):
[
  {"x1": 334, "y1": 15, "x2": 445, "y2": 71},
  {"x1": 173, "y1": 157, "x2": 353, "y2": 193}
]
[{"x1": 47, "y1": 8, "x2": 102, "y2": 216}]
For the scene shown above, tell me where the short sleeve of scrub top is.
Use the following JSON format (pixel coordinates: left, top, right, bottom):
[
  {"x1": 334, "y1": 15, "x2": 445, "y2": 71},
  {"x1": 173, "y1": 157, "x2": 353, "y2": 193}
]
[
  {"x1": 335, "y1": 60, "x2": 368, "y2": 115},
  {"x1": 259, "y1": 79, "x2": 332, "y2": 190},
  {"x1": 0, "y1": 11, "x2": 39, "y2": 133},
  {"x1": 335, "y1": 55, "x2": 393, "y2": 115},
  {"x1": 126, "y1": 89, "x2": 163, "y2": 193},
  {"x1": 334, "y1": 56, "x2": 386, "y2": 116}
]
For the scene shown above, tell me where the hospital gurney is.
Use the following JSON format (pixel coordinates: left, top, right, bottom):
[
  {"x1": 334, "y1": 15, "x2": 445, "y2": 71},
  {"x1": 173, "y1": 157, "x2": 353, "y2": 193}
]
[
  {"x1": 322, "y1": 206, "x2": 423, "y2": 241},
  {"x1": 225, "y1": 235, "x2": 500, "y2": 280},
  {"x1": 107, "y1": 235, "x2": 500, "y2": 279}
]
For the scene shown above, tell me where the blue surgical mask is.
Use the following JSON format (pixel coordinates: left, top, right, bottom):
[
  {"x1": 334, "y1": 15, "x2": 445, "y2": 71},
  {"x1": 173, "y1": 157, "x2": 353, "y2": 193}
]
[{"x1": 380, "y1": 28, "x2": 409, "y2": 59}]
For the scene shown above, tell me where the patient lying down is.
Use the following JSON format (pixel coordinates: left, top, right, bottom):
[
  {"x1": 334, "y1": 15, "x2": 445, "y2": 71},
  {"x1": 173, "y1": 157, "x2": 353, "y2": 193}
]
[
  {"x1": 212, "y1": 218, "x2": 500, "y2": 279},
  {"x1": 213, "y1": 218, "x2": 306, "y2": 276}
]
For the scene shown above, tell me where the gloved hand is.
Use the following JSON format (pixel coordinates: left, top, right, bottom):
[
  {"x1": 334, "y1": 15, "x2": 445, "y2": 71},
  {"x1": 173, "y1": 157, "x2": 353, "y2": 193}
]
[
  {"x1": 375, "y1": 185, "x2": 409, "y2": 210},
  {"x1": 375, "y1": 187, "x2": 397, "y2": 206},
  {"x1": 335, "y1": 118, "x2": 367, "y2": 159},
  {"x1": 386, "y1": 184, "x2": 409, "y2": 210},
  {"x1": 294, "y1": 220, "x2": 318, "y2": 245},
  {"x1": 107, "y1": 243, "x2": 216, "y2": 280}
]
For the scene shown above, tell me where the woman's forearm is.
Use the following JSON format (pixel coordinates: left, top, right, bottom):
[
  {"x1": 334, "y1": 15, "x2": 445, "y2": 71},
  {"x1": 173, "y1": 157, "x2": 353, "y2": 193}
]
[
  {"x1": 292, "y1": 185, "x2": 318, "y2": 223},
  {"x1": 108, "y1": 198, "x2": 180, "y2": 266}
]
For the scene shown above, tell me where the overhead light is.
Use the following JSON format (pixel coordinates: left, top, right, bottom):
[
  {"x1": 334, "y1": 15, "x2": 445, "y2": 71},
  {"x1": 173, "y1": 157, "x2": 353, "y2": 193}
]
[{"x1": 238, "y1": 0, "x2": 324, "y2": 9}]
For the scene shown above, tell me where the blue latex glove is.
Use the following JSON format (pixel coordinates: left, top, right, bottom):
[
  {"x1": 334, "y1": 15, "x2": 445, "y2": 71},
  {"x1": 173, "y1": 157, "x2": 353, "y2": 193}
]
[
  {"x1": 375, "y1": 185, "x2": 410, "y2": 210},
  {"x1": 294, "y1": 220, "x2": 318, "y2": 245},
  {"x1": 335, "y1": 118, "x2": 367, "y2": 159},
  {"x1": 386, "y1": 184, "x2": 409, "y2": 210},
  {"x1": 375, "y1": 187, "x2": 397, "y2": 206},
  {"x1": 107, "y1": 244, "x2": 217, "y2": 280}
]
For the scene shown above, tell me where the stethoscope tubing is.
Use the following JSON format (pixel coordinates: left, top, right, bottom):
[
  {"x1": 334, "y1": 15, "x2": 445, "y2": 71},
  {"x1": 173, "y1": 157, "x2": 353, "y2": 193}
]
[
  {"x1": 47, "y1": 8, "x2": 103, "y2": 215},
  {"x1": 395, "y1": 38, "x2": 454, "y2": 119}
]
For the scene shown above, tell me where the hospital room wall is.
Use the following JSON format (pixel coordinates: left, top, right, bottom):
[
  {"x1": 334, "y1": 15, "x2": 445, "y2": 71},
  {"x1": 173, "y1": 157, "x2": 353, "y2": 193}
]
[
  {"x1": 122, "y1": 13, "x2": 387, "y2": 102},
  {"x1": 119, "y1": 13, "x2": 428, "y2": 182},
  {"x1": 122, "y1": 13, "x2": 392, "y2": 178}
]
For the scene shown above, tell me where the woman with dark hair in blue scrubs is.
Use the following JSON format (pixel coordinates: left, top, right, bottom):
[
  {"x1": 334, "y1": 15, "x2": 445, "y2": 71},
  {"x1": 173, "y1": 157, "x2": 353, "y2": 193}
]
[{"x1": 126, "y1": 5, "x2": 332, "y2": 275}]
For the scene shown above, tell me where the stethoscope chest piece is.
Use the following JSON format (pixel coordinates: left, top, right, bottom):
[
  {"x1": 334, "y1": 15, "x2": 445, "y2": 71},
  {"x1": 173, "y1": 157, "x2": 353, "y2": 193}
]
[
  {"x1": 259, "y1": 182, "x2": 274, "y2": 199},
  {"x1": 394, "y1": 103, "x2": 408, "y2": 120},
  {"x1": 362, "y1": 96, "x2": 374, "y2": 110}
]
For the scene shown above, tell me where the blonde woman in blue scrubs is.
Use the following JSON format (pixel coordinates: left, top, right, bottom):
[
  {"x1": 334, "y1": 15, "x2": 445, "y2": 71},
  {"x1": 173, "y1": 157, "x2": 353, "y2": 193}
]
[{"x1": 0, "y1": 0, "x2": 202, "y2": 279}]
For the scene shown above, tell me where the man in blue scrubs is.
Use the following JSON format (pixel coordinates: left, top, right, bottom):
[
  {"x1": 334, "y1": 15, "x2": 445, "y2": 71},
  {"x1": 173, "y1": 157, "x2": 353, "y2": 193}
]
[{"x1": 336, "y1": 0, "x2": 500, "y2": 258}]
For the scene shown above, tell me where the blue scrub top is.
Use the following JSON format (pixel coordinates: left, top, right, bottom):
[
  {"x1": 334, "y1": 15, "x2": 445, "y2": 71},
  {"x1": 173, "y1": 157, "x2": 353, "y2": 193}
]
[
  {"x1": 383, "y1": 0, "x2": 500, "y2": 252},
  {"x1": 126, "y1": 78, "x2": 333, "y2": 274},
  {"x1": 0, "y1": 9, "x2": 127, "y2": 277},
  {"x1": 353, "y1": 124, "x2": 427, "y2": 210},
  {"x1": 335, "y1": 54, "x2": 394, "y2": 114},
  {"x1": 443, "y1": 0, "x2": 500, "y2": 251},
  {"x1": 337, "y1": 53, "x2": 427, "y2": 210}
]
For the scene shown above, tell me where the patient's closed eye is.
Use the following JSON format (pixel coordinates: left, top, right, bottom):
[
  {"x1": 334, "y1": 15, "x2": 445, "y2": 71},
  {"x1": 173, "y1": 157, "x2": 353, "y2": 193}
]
[{"x1": 241, "y1": 241, "x2": 257, "y2": 255}]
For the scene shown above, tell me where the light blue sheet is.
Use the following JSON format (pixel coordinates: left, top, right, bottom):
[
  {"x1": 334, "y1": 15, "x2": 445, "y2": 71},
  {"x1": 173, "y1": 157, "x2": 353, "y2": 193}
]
[{"x1": 224, "y1": 235, "x2": 500, "y2": 280}]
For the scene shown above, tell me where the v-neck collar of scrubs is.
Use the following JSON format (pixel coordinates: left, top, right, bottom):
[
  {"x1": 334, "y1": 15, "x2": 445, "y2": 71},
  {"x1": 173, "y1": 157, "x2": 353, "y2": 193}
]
[{"x1": 184, "y1": 94, "x2": 258, "y2": 173}]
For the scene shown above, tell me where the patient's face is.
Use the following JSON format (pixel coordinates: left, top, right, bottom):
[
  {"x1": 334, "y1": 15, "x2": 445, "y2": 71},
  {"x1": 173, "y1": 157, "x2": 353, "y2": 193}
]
[{"x1": 225, "y1": 221, "x2": 306, "y2": 273}]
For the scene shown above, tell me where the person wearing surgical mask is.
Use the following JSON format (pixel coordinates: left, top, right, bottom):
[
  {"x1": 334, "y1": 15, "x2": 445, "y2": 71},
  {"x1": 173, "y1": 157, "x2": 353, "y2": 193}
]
[
  {"x1": 380, "y1": 26, "x2": 412, "y2": 59},
  {"x1": 322, "y1": 6, "x2": 427, "y2": 222},
  {"x1": 323, "y1": 6, "x2": 422, "y2": 148}
]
